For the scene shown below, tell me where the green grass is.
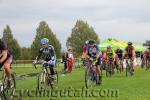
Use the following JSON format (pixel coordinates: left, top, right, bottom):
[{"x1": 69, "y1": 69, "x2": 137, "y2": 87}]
[{"x1": 1, "y1": 64, "x2": 150, "y2": 100}]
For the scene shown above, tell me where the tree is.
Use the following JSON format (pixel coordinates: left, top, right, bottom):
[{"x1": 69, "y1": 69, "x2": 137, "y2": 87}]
[
  {"x1": 143, "y1": 40, "x2": 150, "y2": 49},
  {"x1": 20, "y1": 47, "x2": 32, "y2": 60},
  {"x1": 31, "y1": 21, "x2": 61, "y2": 59},
  {"x1": 2, "y1": 25, "x2": 21, "y2": 59},
  {"x1": 66, "y1": 20, "x2": 100, "y2": 57}
]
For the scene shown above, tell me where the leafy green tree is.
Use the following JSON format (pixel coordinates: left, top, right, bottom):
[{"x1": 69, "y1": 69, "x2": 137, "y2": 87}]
[
  {"x1": 2, "y1": 25, "x2": 21, "y2": 59},
  {"x1": 20, "y1": 47, "x2": 31, "y2": 60},
  {"x1": 31, "y1": 21, "x2": 61, "y2": 59},
  {"x1": 66, "y1": 20, "x2": 100, "y2": 57}
]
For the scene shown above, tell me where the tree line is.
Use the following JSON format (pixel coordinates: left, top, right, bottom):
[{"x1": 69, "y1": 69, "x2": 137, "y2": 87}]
[
  {"x1": 1, "y1": 20, "x2": 100, "y2": 60},
  {"x1": 1, "y1": 20, "x2": 149, "y2": 60}
]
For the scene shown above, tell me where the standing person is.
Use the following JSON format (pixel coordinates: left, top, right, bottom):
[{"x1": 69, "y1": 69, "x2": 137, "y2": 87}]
[
  {"x1": 123, "y1": 42, "x2": 135, "y2": 74},
  {"x1": 67, "y1": 47, "x2": 73, "y2": 73},
  {"x1": 33, "y1": 38, "x2": 56, "y2": 82},
  {"x1": 82, "y1": 40, "x2": 89, "y2": 66},
  {"x1": 0, "y1": 39, "x2": 13, "y2": 88},
  {"x1": 61, "y1": 50, "x2": 68, "y2": 73},
  {"x1": 82, "y1": 40, "x2": 89, "y2": 59}
]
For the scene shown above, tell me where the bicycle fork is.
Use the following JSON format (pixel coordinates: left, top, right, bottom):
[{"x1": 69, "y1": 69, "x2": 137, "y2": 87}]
[{"x1": 40, "y1": 69, "x2": 47, "y2": 83}]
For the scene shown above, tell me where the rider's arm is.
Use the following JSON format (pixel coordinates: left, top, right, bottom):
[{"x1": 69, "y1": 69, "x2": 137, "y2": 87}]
[
  {"x1": 0, "y1": 40, "x2": 8, "y2": 63},
  {"x1": 0, "y1": 50, "x2": 7, "y2": 63},
  {"x1": 35, "y1": 48, "x2": 43, "y2": 61},
  {"x1": 50, "y1": 45, "x2": 56, "y2": 61},
  {"x1": 96, "y1": 45, "x2": 101, "y2": 59},
  {"x1": 132, "y1": 48, "x2": 135, "y2": 57},
  {"x1": 85, "y1": 47, "x2": 89, "y2": 59},
  {"x1": 123, "y1": 49, "x2": 126, "y2": 58}
]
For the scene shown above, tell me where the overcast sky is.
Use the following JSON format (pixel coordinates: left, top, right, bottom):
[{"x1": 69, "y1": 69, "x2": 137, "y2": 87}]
[{"x1": 0, "y1": 0, "x2": 150, "y2": 48}]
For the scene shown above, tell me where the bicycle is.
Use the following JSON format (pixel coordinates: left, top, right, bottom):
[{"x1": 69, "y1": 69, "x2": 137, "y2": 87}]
[
  {"x1": 34, "y1": 62, "x2": 58, "y2": 90},
  {"x1": 106, "y1": 58, "x2": 114, "y2": 77},
  {"x1": 85, "y1": 58, "x2": 101, "y2": 88},
  {"x1": 117, "y1": 59, "x2": 123, "y2": 74},
  {"x1": 125, "y1": 58, "x2": 134, "y2": 77},
  {"x1": 0, "y1": 67, "x2": 16, "y2": 100},
  {"x1": 141, "y1": 58, "x2": 145, "y2": 69}
]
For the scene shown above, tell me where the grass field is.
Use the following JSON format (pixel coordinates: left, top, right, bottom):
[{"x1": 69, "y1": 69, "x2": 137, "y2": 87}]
[{"x1": 1, "y1": 64, "x2": 150, "y2": 100}]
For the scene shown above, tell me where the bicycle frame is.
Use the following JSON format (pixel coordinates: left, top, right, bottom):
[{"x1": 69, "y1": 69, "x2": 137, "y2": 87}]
[{"x1": 125, "y1": 58, "x2": 133, "y2": 76}]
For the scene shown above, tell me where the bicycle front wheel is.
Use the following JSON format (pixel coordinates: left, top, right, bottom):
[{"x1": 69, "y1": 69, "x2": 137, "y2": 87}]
[
  {"x1": 3, "y1": 73, "x2": 16, "y2": 100},
  {"x1": 85, "y1": 67, "x2": 95, "y2": 89}
]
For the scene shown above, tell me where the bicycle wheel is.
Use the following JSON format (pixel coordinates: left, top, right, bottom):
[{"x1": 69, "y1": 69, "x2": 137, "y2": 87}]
[
  {"x1": 50, "y1": 70, "x2": 59, "y2": 89},
  {"x1": 126, "y1": 62, "x2": 129, "y2": 77},
  {"x1": 85, "y1": 67, "x2": 94, "y2": 88},
  {"x1": 106, "y1": 62, "x2": 111, "y2": 77},
  {"x1": 106, "y1": 63, "x2": 109, "y2": 77},
  {"x1": 118, "y1": 60, "x2": 123, "y2": 74},
  {"x1": 3, "y1": 73, "x2": 16, "y2": 100},
  {"x1": 37, "y1": 72, "x2": 46, "y2": 90},
  {"x1": 146, "y1": 60, "x2": 150, "y2": 70}
]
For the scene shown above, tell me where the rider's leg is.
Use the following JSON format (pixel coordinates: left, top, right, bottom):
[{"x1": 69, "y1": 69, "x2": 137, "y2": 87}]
[
  {"x1": 4, "y1": 63, "x2": 11, "y2": 80},
  {"x1": 4, "y1": 62, "x2": 12, "y2": 87},
  {"x1": 96, "y1": 57, "x2": 102, "y2": 84}
]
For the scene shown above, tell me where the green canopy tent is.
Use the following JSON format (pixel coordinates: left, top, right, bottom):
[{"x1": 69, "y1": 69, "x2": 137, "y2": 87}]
[
  {"x1": 99, "y1": 38, "x2": 146, "y2": 52},
  {"x1": 99, "y1": 39, "x2": 119, "y2": 51}
]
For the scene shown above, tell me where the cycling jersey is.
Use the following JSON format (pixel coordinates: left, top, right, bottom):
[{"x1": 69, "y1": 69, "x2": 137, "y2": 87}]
[
  {"x1": 0, "y1": 39, "x2": 13, "y2": 66},
  {"x1": 87, "y1": 44, "x2": 100, "y2": 59},
  {"x1": 105, "y1": 49, "x2": 114, "y2": 59},
  {"x1": 0, "y1": 39, "x2": 7, "y2": 53},
  {"x1": 144, "y1": 51, "x2": 150, "y2": 59},
  {"x1": 125, "y1": 46, "x2": 134, "y2": 58},
  {"x1": 115, "y1": 49, "x2": 123, "y2": 59},
  {"x1": 0, "y1": 39, "x2": 12, "y2": 57},
  {"x1": 36, "y1": 45, "x2": 56, "y2": 62}
]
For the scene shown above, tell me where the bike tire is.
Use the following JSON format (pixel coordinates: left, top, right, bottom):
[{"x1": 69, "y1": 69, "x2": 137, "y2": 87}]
[
  {"x1": 37, "y1": 72, "x2": 46, "y2": 90},
  {"x1": 85, "y1": 67, "x2": 94, "y2": 89},
  {"x1": 3, "y1": 74, "x2": 16, "y2": 100}
]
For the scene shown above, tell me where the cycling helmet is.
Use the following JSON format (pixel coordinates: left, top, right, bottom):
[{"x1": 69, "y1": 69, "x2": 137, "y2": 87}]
[
  {"x1": 85, "y1": 40, "x2": 89, "y2": 45},
  {"x1": 41, "y1": 38, "x2": 49, "y2": 45},
  {"x1": 68, "y1": 47, "x2": 72, "y2": 51},
  {"x1": 89, "y1": 40, "x2": 95, "y2": 45},
  {"x1": 117, "y1": 47, "x2": 120, "y2": 50},
  {"x1": 107, "y1": 46, "x2": 111, "y2": 49},
  {"x1": 128, "y1": 42, "x2": 132, "y2": 45}
]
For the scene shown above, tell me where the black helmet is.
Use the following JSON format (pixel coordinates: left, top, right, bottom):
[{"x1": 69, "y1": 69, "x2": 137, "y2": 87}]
[
  {"x1": 107, "y1": 45, "x2": 111, "y2": 49},
  {"x1": 128, "y1": 42, "x2": 132, "y2": 45},
  {"x1": 89, "y1": 40, "x2": 95, "y2": 45}
]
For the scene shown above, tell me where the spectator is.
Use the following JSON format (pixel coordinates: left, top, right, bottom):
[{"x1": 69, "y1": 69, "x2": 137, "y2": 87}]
[{"x1": 67, "y1": 47, "x2": 74, "y2": 73}]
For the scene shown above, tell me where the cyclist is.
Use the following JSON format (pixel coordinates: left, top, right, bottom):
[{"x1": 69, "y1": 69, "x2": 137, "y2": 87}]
[
  {"x1": 34, "y1": 38, "x2": 56, "y2": 83},
  {"x1": 123, "y1": 42, "x2": 135, "y2": 73},
  {"x1": 144, "y1": 47, "x2": 150, "y2": 69},
  {"x1": 104, "y1": 46, "x2": 115, "y2": 74},
  {"x1": 0, "y1": 39, "x2": 13, "y2": 88},
  {"x1": 85, "y1": 40, "x2": 102, "y2": 84},
  {"x1": 140, "y1": 51, "x2": 145, "y2": 68},
  {"x1": 115, "y1": 47, "x2": 123, "y2": 71}
]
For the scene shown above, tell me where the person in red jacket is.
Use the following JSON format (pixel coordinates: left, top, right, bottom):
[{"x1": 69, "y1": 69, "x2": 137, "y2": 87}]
[{"x1": 67, "y1": 47, "x2": 74, "y2": 73}]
